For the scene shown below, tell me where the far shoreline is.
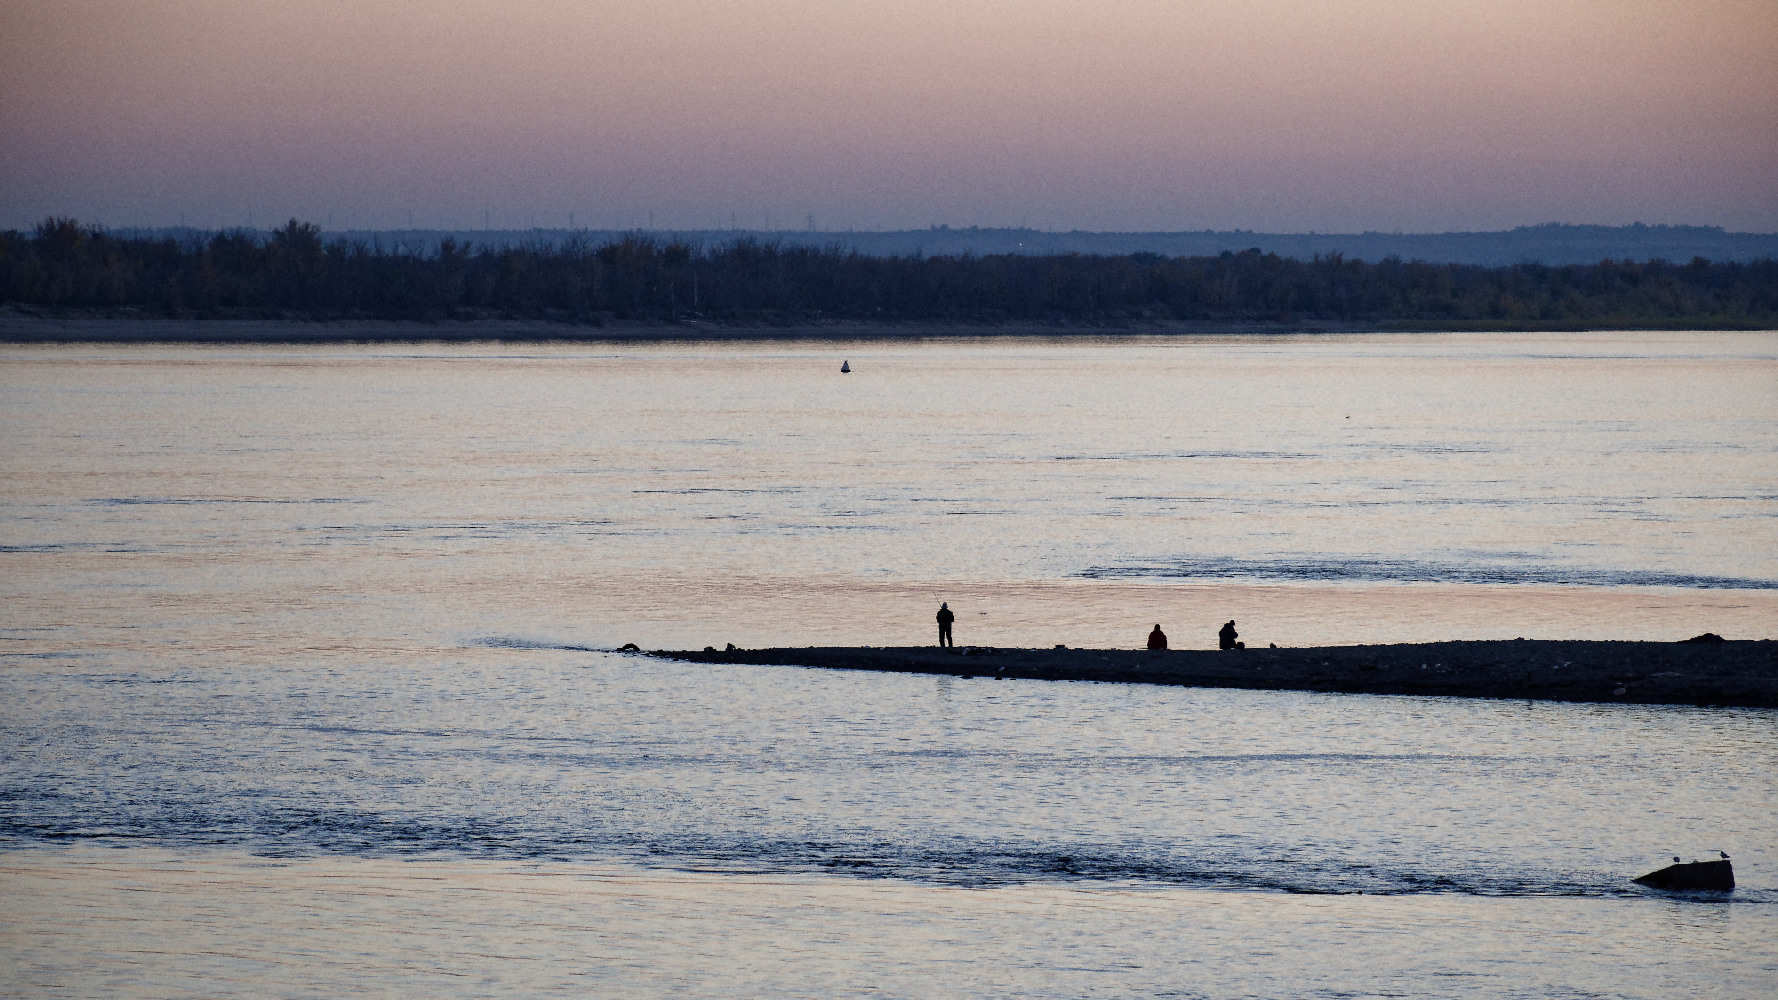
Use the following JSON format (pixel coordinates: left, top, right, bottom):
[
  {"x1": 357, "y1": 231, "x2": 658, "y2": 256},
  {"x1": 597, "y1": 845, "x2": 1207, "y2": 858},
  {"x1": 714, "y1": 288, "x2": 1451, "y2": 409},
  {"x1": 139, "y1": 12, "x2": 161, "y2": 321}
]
[
  {"x1": 651, "y1": 639, "x2": 1778, "y2": 708},
  {"x1": 4, "y1": 314, "x2": 1772, "y2": 344}
]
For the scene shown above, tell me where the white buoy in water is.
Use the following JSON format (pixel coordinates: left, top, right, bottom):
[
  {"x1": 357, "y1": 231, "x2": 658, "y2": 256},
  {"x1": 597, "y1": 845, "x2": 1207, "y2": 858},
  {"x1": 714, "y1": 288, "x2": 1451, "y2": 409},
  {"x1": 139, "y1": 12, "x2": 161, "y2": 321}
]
[{"x1": 840, "y1": 360, "x2": 851, "y2": 373}]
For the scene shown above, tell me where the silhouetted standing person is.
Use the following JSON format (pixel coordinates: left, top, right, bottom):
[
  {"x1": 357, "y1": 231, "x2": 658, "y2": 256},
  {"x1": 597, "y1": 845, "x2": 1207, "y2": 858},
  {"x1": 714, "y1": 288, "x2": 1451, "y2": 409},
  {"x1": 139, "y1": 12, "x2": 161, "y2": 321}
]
[
  {"x1": 1147, "y1": 624, "x2": 1168, "y2": 650},
  {"x1": 1219, "y1": 620, "x2": 1244, "y2": 650},
  {"x1": 936, "y1": 602, "x2": 955, "y2": 648}
]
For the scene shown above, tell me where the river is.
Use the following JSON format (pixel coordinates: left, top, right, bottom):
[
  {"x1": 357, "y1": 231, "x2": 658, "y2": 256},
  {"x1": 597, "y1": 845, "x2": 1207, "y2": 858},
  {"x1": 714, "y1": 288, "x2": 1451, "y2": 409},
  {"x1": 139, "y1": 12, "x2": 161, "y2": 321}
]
[{"x1": 3, "y1": 331, "x2": 1775, "y2": 997}]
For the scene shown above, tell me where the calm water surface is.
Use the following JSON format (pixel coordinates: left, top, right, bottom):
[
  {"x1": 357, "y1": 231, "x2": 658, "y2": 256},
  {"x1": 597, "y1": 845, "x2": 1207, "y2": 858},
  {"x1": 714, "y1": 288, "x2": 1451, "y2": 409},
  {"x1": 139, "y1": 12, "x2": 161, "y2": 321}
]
[{"x1": 3, "y1": 332, "x2": 1776, "y2": 997}]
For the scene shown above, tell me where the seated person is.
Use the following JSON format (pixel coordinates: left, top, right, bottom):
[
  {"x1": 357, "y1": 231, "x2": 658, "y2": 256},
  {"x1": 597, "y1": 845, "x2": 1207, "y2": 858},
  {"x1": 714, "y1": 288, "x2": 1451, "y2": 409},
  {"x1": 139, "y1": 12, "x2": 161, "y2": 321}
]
[
  {"x1": 1218, "y1": 620, "x2": 1244, "y2": 650},
  {"x1": 1147, "y1": 624, "x2": 1168, "y2": 650}
]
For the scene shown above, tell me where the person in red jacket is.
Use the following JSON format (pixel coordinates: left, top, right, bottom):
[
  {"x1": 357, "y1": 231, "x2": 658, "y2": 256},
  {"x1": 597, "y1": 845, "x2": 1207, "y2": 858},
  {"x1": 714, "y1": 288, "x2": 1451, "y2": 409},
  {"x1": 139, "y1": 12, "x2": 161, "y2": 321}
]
[
  {"x1": 936, "y1": 602, "x2": 955, "y2": 647},
  {"x1": 1147, "y1": 624, "x2": 1168, "y2": 650}
]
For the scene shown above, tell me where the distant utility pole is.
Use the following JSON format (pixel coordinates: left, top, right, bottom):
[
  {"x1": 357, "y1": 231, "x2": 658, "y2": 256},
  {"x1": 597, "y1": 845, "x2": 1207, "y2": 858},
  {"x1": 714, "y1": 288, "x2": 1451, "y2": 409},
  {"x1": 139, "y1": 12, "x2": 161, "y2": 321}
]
[
  {"x1": 569, "y1": 211, "x2": 575, "y2": 229},
  {"x1": 649, "y1": 210, "x2": 654, "y2": 230},
  {"x1": 806, "y1": 213, "x2": 814, "y2": 232}
]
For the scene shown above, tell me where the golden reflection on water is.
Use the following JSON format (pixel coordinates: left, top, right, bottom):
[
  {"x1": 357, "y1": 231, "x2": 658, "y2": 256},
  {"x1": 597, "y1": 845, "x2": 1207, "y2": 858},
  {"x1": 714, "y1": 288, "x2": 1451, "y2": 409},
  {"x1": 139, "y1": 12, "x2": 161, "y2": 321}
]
[
  {"x1": 545, "y1": 573, "x2": 1778, "y2": 651},
  {"x1": 6, "y1": 555, "x2": 1772, "y2": 660},
  {"x1": 4, "y1": 333, "x2": 1774, "y2": 658}
]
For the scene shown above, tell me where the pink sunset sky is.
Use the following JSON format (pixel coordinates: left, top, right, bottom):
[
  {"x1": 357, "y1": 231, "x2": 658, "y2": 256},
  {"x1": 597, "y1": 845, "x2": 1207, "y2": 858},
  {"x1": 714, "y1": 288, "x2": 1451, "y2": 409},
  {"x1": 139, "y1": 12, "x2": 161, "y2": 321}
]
[{"x1": 3, "y1": 0, "x2": 1774, "y2": 232}]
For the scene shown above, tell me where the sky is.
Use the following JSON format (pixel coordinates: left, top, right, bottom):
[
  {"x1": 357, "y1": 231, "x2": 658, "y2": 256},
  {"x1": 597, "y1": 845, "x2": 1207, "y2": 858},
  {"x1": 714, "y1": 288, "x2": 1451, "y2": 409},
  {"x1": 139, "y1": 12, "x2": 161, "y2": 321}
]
[{"x1": 2, "y1": 0, "x2": 1775, "y2": 233}]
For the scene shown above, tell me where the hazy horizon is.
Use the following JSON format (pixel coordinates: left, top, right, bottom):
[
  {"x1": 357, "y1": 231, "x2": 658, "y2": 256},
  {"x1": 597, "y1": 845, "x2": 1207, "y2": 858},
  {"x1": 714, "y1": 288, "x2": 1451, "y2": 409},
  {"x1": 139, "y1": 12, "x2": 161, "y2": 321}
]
[
  {"x1": 73, "y1": 220, "x2": 1778, "y2": 238},
  {"x1": 4, "y1": 1, "x2": 1775, "y2": 234}
]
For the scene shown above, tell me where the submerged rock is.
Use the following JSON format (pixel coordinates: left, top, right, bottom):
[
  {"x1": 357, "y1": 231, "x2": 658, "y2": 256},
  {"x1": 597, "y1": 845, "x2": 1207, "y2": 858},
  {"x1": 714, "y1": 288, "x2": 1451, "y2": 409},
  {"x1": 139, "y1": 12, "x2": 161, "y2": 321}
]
[{"x1": 1633, "y1": 858, "x2": 1734, "y2": 890}]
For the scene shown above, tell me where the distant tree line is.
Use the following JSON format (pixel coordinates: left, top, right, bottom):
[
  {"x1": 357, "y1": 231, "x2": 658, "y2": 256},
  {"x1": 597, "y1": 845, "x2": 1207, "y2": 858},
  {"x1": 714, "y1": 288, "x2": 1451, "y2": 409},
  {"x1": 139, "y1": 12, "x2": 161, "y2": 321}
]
[{"x1": 4, "y1": 218, "x2": 1775, "y2": 328}]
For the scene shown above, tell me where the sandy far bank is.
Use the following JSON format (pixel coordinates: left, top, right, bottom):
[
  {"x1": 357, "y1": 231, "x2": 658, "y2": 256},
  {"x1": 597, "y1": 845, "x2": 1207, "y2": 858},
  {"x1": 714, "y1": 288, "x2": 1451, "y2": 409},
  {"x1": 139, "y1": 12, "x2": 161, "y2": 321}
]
[
  {"x1": 652, "y1": 639, "x2": 1778, "y2": 707},
  {"x1": 0, "y1": 315, "x2": 1387, "y2": 343}
]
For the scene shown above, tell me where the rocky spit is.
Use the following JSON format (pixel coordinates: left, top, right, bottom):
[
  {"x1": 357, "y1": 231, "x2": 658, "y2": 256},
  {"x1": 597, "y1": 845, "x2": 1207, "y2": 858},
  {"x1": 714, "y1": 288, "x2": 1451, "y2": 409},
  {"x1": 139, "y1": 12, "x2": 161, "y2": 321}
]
[{"x1": 651, "y1": 639, "x2": 1778, "y2": 708}]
